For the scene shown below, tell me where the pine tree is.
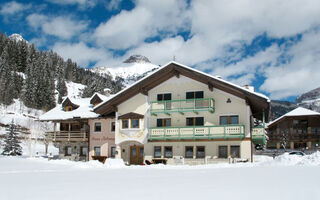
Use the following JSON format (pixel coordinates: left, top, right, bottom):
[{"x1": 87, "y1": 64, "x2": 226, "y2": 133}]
[{"x1": 2, "y1": 120, "x2": 22, "y2": 156}]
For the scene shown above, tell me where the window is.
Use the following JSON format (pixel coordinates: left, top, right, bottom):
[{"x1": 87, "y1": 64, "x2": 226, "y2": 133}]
[
  {"x1": 157, "y1": 118, "x2": 171, "y2": 127},
  {"x1": 65, "y1": 106, "x2": 72, "y2": 112},
  {"x1": 219, "y1": 146, "x2": 228, "y2": 158},
  {"x1": 131, "y1": 119, "x2": 140, "y2": 128},
  {"x1": 186, "y1": 91, "x2": 204, "y2": 99},
  {"x1": 196, "y1": 146, "x2": 205, "y2": 158},
  {"x1": 154, "y1": 146, "x2": 162, "y2": 158},
  {"x1": 122, "y1": 119, "x2": 129, "y2": 129},
  {"x1": 111, "y1": 147, "x2": 116, "y2": 158},
  {"x1": 94, "y1": 147, "x2": 101, "y2": 156},
  {"x1": 157, "y1": 93, "x2": 172, "y2": 101},
  {"x1": 94, "y1": 122, "x2": 101, "y2": 132},
  {"x1": 164, "y1": 146, "x2": 173, "y2": 158},
  {"x1": 80, "y1": 147, "x2": 88, "y2": 156},
  {"x1": 230, "y1": 146, "x2": 240, "y2": 158},
  {"x1": 220, "y1": 116, "x2": 239, "y2": 125},
  {"x1": 186, "y1": 117, "x2": 204, "y2": 126},
  {"x1": 111, "y1": 122, "x2": 115, "y2": 132},
  {"x1": 185, "y1": 146, "x2": 193, "y2": 158},
  {"x1": 65, "y1": 146, "x2": 72, "y2": 156}
]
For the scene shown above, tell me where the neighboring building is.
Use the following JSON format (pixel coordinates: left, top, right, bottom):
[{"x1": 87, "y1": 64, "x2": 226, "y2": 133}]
[
  {"x1": 267, "y1": 107, "x2": 320, "y2": 150},
  {"x1": 40, "y1": 91, "x2": 115, "y2": 161},
  {"x1": 94, "y1": 61, "x2": 270, "y2": 165}
]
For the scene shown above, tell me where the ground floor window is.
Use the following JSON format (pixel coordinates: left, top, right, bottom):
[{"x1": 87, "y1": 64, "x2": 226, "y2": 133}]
[
  {"x1": 154, "y1": 146, "x2": 162, "y2": 158},
  {"x1": 65, "y1": 146, "x2": 72, "y2": 156},
  {"x1": 164, "y1": 146, "x2": 173, "y2": 158},
  {"x1": 230, "y1": 145, "x2": 240, "y2": 158},
  {"x1": 218, "y1": 146, "x2": 228, "y2": 158},
  {"x1": 196, "y1": 146, "x2": 205, "y2": 158},
  {"x1": 80, "y1": 147, "x2": 88, "y2": 156},
  {"x1": 94, "y1": 146, "x2": 101, "y2": 156},
  {"x1": 111, "y1": 146, "x2": 116, "y2": 158},
  {"x1": 185, "y1": 146, "x2": 194, "y2": 158}
]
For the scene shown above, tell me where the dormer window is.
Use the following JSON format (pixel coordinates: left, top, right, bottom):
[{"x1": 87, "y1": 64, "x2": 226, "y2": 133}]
[{"x1": 66, "y1": 106, "x2": 72, "y2": 112}]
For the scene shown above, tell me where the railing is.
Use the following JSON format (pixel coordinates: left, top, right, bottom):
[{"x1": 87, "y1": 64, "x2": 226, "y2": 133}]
[
  {"x1": 45, "y1": 131, "x2": 88, "y2": 142},
  {"x1": 252, "y1": 126, "x2": 266, "y2": 145},
  {"x1": 149, "y1": 124, "x2": 244, "y2": 140},
  {"x1": 150, "y1": 98, "x2": 215, "y2": 115}
]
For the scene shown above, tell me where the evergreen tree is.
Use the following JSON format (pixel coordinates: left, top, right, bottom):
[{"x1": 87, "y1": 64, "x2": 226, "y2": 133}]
[{"x1": 2, "y1": 120, "x2": 22, "y2": 156}]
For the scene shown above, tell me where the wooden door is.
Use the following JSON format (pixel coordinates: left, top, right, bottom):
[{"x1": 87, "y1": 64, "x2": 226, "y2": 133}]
[{"x1": 130, "y1": 146, "x2": 144, "y2": 165}]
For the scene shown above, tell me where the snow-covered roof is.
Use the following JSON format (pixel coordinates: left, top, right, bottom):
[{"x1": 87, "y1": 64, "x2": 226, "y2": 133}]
[
  {"x1": 91, "y1": 92, "x2": 109, "y2": 102},
  {"x1": 268, "y1": 107, "x2": 320, "y2": 127},
  {"x1": 95, "y1": 61, "x2": 270, "y2": 111},
  {"x1": 40, "y1": 94, "x2": 114, "y2": 121}
]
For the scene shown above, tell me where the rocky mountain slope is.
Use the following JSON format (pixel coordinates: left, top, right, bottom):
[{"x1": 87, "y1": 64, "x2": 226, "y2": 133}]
[{"x1": 270, "y1": 87, "x2": 320, "y2": 121}]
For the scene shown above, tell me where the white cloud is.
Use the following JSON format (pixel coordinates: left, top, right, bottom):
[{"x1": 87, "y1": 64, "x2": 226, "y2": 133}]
[
  {"x1": 260, "y1": 30, "x2": 320, "y2": 99},
  {"x1": 46, "y1": 0, "x2": 97, "y2": 8},
  {"x1": 106, "y1": 0, "x2": 122, "y2": 11},
  {"x1": 93, "y1": 0, "x2": 189, "y2": 49},
  {"x1": 52, "y1": 42, "x2": 115, "y2": 67},
  {"x1": 0, "y1": 1, "x2": 31, "y2": 15},
  {"x1": 27, "y1": 14, "x2": 88, "y2": 39}
]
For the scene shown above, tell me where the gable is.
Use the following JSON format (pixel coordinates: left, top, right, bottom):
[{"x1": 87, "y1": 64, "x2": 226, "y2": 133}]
[
  {"x1": 94, "y1": 62, "x2": 270, "y2": 121},
  {"x1": 90, "y1": 94, "x2": 103, "y2": 106}
]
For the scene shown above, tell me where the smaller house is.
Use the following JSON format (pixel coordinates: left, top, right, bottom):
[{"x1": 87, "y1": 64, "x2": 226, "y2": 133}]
[
  {"x1": 267, "y1": 107, "x2": 320, "y2": 150},
  {"x1": 40, "y1": 91, "x2": 116, "y2": 161}
]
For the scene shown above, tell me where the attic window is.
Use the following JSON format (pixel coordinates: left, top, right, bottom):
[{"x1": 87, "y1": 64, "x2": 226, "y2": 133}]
[{"x1": 66, "y1": 106, "x2": 72, "y2": 112}]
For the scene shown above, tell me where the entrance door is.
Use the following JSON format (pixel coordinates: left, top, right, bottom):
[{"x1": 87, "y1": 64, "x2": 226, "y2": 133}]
[{"x1": 130, "y1": 146, "x2": 144, "y2": 165}]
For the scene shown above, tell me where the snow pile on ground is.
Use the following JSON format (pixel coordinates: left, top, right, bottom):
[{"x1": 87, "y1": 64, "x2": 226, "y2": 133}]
[
  {"x1": 265, "y1": 152, "x2": 320, "y2": 166},
  {"x1": 104, "y1": 158, "x2": 125, "y2": 168}
]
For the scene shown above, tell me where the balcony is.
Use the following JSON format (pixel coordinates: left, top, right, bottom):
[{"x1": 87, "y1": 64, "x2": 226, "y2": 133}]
[
  {"x1": 252, "y1": 127, "x2": 266, "y2": 145},
  {"x1": 149, "y1": 125, "x2": 245, "y2": 140},
  {"x1": 150, "y1": 98, "x2": 215, "y2": 116},
  {"x1": 46, "y1": 131, "x2": 88, "y2": 142}
]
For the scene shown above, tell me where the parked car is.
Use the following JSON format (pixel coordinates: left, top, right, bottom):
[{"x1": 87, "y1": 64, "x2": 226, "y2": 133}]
[{"x1": 288, "y1": 151, "x2": 306, "y2": 156}]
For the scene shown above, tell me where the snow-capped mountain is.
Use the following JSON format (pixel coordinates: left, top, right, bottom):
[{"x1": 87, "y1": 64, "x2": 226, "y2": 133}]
[
  {"x1": 9, "y1": 33, "x2": 26, "y2": 43},
  {"x1": 296, "y1": 87, "x2": 320, "y2": 112},
  {"x1": 92, "y1": 55, "x2": 159, "y2": 81}
]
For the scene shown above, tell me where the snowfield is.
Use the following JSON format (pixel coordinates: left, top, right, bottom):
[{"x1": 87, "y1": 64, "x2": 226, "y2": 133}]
[{"x1": 0, "y1": 153, "x2": 320, "y2": 200}]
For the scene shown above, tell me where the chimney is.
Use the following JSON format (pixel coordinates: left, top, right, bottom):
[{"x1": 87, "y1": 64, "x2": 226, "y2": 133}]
[
  {"x1": 243, "y1": 85, "x2": 255, "y2": 92},
  {"x1": 103, "y1": 88, "x2": 111, "y2": 97}
]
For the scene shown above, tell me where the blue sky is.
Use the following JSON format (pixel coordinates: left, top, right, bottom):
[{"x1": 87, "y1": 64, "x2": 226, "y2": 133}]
[{"x1": 1, "y1": 0, "x2": 320, "y2": 102}]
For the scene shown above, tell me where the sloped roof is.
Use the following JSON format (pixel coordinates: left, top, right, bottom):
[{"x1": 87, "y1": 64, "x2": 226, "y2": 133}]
[
  {"x1": 94, "y1": 61, "x2": 270, "y2": 121},
  {"x1": 40, "y1": 94, "x2": 114, "y2": 121},
  {"x1": 268, "y1": 107, "x2": 320, "y2": 127}
]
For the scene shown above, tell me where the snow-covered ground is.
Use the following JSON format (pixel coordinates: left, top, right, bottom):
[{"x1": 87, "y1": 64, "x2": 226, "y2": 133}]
[{"x1": 0, "y1": 152, "x2": 319, "y2": 200}]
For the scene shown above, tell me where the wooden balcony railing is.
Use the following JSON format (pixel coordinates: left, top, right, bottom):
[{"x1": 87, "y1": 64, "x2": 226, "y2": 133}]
[
  {"x1": 149, "y1": 124, "x2": 244, "y2": 140},
  {"x1": 150, "y1": 98, "x2": 215, "y2": 115},
  {"x1": 45, "y1": 131, "x2": 88, "y2": 142}
]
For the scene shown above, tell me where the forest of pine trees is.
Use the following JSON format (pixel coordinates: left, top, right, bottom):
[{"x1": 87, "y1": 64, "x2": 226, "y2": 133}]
[{"x1": 0, "y1": 30, "x2": 124, "y2": 111}]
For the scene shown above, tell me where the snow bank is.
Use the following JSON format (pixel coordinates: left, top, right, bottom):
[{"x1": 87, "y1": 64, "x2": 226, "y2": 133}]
[
  {"x1": 104, "y1": 158, "x2": 125, "y2": 168},
  {"x1": 261, "y1": 152, "x2": 320, "y2": 166}
]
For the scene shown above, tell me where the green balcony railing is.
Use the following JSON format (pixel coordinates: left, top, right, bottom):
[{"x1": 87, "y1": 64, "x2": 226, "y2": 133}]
[
  {"x1": 150, "y1": 98, "x2": 215, "y2": 115},
  {"x1": 149, "y1": 124, "x2": 245, "y2": 140},
  {"x1": 252, "y1": 126, "x2": 266, "y2": 145}
]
